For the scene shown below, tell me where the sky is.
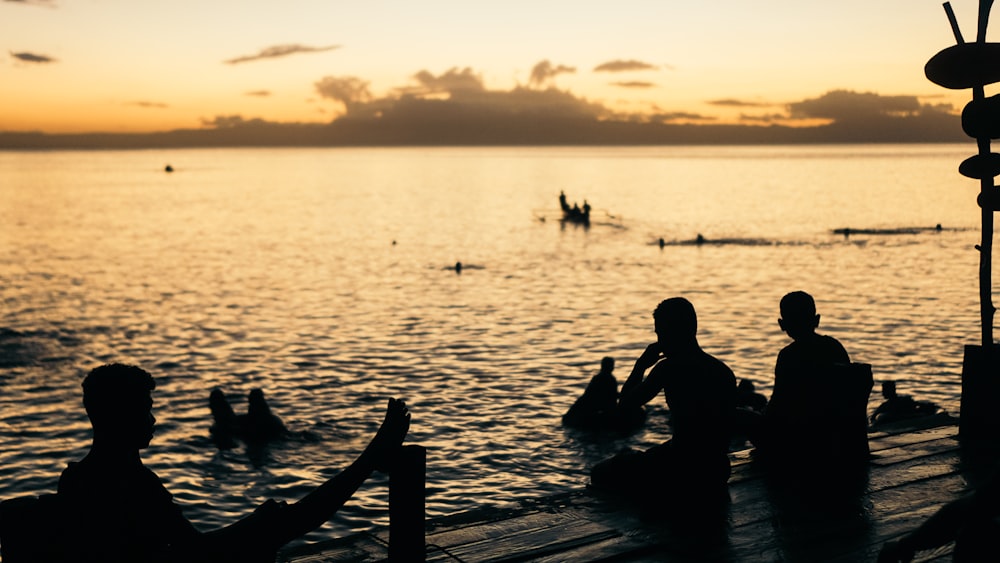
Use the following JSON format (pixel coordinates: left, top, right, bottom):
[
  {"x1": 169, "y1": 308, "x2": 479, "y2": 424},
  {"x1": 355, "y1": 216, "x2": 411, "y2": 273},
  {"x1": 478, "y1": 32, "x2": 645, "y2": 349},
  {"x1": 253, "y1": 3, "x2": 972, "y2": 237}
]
[{"x1": 0, "y1": 0, "x2": 993, "y2": 136}]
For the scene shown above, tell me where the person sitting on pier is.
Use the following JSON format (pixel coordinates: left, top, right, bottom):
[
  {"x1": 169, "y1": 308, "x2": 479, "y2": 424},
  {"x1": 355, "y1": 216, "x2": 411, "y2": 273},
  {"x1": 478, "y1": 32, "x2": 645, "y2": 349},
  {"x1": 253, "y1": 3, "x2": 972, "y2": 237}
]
[
  {"x1": 870, "y1": 381, "x2": 939, "y2": 426},
  {"x1": 878, "y1": 472, "x2": 1000, "y2": 563},
  {"x1": 590, "y1": 298, "x2": 736, "y2": 502},
  {"x1": 752, "y1": 291, "x2": 871, "y2": 474},
  {"x1": 562, "y1": 356, "x2": 645, "y2": 432},
  {"x1": 54, "y1": 363, "x2": 410, "y2": 563}
]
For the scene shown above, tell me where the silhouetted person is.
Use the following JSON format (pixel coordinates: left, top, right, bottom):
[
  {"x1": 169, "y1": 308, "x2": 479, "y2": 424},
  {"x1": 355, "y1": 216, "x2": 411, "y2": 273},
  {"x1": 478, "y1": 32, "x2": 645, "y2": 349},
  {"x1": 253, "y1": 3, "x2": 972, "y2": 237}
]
[
  {"x1": 454, "y1": 261, "x2": 462, "y2": 274},
  {"x1": 164, "y1": 164, "x2": 173, "y2": 173},
  {"x1": 878, "y1": 473, "x2": 1000, "y2": 562},
  {"x1": 731, "y1": 379, "x2": 767, "y2": 444},
  {"x1": 58, "y1": 363, "x2": 409, "y2": 563},
  {"x1": 563, "y1": 357, "x2": 645, "y2": 432},
  {"x1": 210, "y1": 388, "x2": 288, "y2": 443},
  {"x1": 210, "y1": 388, "x2": 288, "y2": 447},
  {"x1": 870, "y1": 381, "x2": 939, "y2": 425},
  {"x1": 752, "y1": 291, "x2": 871, "y2": 479},
  {"x1": 559, "y1": 190, "x2": 570, "y2": 213},
  {"x1": 736, "y1": 379, "x2": 767, "y2": 413},
  {"x1": 590, "y1": 298, "x2": 736, "y2": 504}
]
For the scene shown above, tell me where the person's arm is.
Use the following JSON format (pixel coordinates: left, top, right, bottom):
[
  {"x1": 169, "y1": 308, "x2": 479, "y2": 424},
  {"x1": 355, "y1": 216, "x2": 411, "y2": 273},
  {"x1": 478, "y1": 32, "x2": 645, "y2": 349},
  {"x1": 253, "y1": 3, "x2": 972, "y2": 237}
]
[
  {"x1": 195, "y1": 398, "x2": 410, "y2": 556},
  {"x1": 619, "y1": 343, "x2": 664, "y2": 410},
  {"x1": 877, "y1": 493, "x2": 978, "y2": 562}
]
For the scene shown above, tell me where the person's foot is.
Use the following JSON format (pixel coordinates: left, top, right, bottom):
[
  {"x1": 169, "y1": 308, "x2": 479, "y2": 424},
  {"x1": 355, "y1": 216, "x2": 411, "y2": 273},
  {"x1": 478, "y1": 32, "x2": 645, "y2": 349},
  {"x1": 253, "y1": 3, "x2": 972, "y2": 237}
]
[{"x1": 366, "y1": 398, "x2": 410, "y2": 472}]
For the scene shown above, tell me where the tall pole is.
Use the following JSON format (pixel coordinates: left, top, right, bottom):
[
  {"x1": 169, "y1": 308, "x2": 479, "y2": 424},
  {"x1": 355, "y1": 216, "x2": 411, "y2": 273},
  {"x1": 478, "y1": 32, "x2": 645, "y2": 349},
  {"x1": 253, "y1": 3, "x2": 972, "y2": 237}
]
[{"x1": 975, "y1": 0, "x2": 995, "y2": 348}]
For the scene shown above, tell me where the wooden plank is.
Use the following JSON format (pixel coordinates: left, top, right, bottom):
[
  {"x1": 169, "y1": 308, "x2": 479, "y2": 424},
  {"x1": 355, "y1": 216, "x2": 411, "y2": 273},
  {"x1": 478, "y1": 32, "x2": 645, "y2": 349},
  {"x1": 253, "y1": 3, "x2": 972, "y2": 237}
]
[
  {"x1": 277, "y1": 532, "x2": 386, "y2": 562},
  {"x1": 435, "y1": 516, "x2": 621, "y2": 562}
]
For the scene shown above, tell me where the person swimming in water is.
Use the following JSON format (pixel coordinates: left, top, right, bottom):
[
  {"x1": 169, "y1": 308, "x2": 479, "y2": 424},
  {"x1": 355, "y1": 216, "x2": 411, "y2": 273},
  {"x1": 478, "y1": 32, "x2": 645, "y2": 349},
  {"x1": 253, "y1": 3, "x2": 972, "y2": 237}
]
[
  {"x1": 562, "y1": 357, "x2": 645, "y2": 432},
  {"x1": 210, "y1": 388, "x2": 288, "y2": 446},
  {"x1": 870, "y1": 381, "x2": 939, "y2": 426}
]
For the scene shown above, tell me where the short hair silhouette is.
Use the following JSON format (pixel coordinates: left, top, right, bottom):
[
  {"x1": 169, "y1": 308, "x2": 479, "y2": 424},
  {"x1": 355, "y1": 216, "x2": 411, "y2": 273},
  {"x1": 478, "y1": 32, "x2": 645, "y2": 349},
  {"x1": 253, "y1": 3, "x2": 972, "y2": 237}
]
[
  {"x1": 653, "y1": 297, "x2": 697, "y2": 335},
  {"x1": 779, "y1": 291, "x2": 816, "y2": 321},
  {"x1": 82, "y1": 363, "x2": 155, "y2": 428}
]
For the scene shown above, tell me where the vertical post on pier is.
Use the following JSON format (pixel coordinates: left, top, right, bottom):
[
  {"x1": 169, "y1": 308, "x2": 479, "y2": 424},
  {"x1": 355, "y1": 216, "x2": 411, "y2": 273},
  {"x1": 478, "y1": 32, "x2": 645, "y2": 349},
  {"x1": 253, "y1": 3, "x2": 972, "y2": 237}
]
[
  {"x1": 974, "y1": 0, "x2": 996, "y2": 349},
  {"x1": 389, "y1": 444, "x2": 426, "y2": 562}
]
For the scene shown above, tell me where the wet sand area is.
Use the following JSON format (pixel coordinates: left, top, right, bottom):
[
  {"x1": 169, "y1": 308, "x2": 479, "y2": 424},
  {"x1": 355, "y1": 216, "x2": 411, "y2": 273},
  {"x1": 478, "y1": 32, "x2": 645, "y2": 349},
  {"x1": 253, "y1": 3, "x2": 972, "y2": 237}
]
[{"x1": 280, "y1": 415, "x2": 980, "y2": 562}]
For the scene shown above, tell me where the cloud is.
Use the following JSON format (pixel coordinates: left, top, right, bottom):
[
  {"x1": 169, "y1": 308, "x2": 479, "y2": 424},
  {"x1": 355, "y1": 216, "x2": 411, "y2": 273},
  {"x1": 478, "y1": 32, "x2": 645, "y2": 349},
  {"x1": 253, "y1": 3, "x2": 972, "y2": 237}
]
[
  {"x1": 10, "y1": 51, "x2": 56, "y2": 64},
  {"x1": 787, "y1": 90, "x2": 921, "y2": 120},
  {"x1": 739, "y1": 113, "x2": 789, "y2": 123},
  {"x1": 594, "y1": 59, "x2": 658, "y2": 72},
  {"x1": 528, "y1": 60, "x2": 576, "y2": 88},
  {"x1": 611, "y1": 81, "x2": 655, "y2": 89},
  {"x1": 315, "y1": 76, "x2": 373, "y2": 112},
  {"x1": 412, "y1": 67, "x2": 485, "y2": 93},
  {"x1": 201, "y1": 115, "x2": 271, "y2": 129},
  {"x1": 125, "y1": 101, "x2": 169, "y2": 109},
  {"x1": 245, "y1": 90, "x2": 271, "y2": 97},
  {"x1": 4, "y1": 0, "x2": 56, "y2": 6},
  {"x1": 224, "y1": 44, "x2": 339, "y2": 65},
  {"x1": 708, "y1": 98, "x2": 771, "y2": 108},
  {"x1": 650, "y1": 111, "x2": 715, "y2": 122}
]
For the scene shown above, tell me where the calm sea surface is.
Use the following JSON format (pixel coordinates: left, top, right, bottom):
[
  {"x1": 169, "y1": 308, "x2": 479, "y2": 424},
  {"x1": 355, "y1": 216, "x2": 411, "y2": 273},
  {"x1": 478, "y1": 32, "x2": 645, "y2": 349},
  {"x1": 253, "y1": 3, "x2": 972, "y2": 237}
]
[{"x1": 0, "y1": 144, "x2": 991, "y2": 545}]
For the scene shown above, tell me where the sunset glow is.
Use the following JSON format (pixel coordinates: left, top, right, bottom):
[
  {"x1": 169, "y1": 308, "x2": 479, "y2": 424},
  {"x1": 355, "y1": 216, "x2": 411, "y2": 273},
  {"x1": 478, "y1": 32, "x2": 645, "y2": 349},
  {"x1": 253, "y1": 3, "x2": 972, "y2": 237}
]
[{"x1": 1, "y1": 0, "x2": 992, "y2": 139}]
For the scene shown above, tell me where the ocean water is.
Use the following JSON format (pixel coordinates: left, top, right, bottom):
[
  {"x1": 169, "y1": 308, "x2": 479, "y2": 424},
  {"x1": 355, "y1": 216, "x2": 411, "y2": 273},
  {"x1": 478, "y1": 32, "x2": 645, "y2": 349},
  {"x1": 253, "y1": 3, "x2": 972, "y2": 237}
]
[{"x1": 0, "y1": 144, "x2": 990, "y2": 545}]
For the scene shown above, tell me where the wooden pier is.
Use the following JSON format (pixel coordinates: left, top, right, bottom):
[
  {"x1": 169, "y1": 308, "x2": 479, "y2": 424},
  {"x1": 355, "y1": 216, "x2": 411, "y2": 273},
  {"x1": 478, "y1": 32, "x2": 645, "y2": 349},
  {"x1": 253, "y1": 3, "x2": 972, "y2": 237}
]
[{"x1": 279, "y1": 415, "x2": 994, "y2": 562}]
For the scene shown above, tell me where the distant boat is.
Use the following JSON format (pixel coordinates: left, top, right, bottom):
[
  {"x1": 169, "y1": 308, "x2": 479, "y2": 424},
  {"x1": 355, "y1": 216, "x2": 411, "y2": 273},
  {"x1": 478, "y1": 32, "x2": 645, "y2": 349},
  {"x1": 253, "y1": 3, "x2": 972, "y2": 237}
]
[{"x1": 558, "y1": 191, "x2": 590, "y2": 226}]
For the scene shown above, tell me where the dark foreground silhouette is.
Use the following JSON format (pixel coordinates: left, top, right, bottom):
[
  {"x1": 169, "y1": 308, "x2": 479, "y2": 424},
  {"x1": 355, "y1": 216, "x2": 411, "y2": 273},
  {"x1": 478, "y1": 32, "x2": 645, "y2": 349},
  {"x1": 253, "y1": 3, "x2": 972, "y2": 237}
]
[
  {"x1": 562, "y1": 356, "x2": 646, "y2": 433},
  {"x1": 745, "y1": 291, "x2": 872, "y2": 480},
  {"x1": 0, "y1": 363, "x2": 409, "y2": 563},
  {"x1": 589, "y1": 298, "x2": 736, "y2": 512},
  {"x1": 878, "y1": 472, "x2": 1000, "y2": 562}
]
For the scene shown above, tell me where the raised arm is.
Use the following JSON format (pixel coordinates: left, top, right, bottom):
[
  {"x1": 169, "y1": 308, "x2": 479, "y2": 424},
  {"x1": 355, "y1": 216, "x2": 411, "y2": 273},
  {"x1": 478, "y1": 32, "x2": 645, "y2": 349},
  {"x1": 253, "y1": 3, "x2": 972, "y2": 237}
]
[
  {"x1": 195, "y1": 398, "x2": 410, "y2": 559},
  {"x1": 619, "y1": 343, "x2": 664, "y2": 410}
]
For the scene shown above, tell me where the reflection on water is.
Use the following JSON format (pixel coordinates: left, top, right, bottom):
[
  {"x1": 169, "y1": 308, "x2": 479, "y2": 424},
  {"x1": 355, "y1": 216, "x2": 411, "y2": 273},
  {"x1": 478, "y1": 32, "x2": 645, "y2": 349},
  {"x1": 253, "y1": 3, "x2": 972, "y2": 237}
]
[{"x1": 0, "y1": 145, "x2": 985, "y2": 544}]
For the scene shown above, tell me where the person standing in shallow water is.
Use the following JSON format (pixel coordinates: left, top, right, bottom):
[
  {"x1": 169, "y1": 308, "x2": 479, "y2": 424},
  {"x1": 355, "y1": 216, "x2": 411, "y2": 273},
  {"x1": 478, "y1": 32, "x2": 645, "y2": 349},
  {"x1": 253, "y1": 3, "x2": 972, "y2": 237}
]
[
  {"x1": 590, "y1": 298, "x2": 737, "y2": 501},
  {"x1": 57, "y1": 363, "x2": 409, "y2": 563}
]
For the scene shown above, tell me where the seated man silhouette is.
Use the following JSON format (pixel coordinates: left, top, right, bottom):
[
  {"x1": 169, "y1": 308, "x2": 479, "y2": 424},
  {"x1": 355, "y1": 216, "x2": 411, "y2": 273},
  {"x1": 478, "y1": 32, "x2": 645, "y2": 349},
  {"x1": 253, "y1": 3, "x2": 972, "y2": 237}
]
[
  {"x1": 57, "y1": 363, "x2": 409, "y2": 563},
  {"x1": 562, "y1": 356, "x2": 645, "y2": 432},
  {"x1": 210, "y1": 387, "x2": 288, "y2": 446},
  {"x1": 753, "y1": 291, "x2": 870, "y2": 473},
  {"x1": 589, "y1": 298, "x2": 736, "y2": 504},
  {"x1": 870, "y1": 381, "x2": 939, "y2": 426}
]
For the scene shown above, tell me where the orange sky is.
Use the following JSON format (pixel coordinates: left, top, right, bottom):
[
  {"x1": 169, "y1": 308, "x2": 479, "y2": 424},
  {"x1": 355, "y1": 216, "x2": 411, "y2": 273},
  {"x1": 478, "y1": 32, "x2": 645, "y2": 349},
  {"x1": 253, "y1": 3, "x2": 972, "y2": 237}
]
[{"x1": 0, "y1": 0, "x2": 991, "y2": 135}]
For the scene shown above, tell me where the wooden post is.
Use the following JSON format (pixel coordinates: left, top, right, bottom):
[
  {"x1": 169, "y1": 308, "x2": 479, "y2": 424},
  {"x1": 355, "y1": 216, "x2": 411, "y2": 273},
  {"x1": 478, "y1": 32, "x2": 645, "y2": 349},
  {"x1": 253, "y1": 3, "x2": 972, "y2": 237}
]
[{"x1": 389, "y1": 444, "x2": 425, "y2": 562}]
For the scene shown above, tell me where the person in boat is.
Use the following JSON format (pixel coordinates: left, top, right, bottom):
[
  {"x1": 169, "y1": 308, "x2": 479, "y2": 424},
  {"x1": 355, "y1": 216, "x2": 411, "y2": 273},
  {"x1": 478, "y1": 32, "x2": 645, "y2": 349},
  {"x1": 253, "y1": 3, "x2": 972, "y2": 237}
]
[
  {"x1": 589, "y1": 298, "x2": 736, "y2": 502},
  {"x1": 878, "y1": 472, "x2": 1000, "y2": 562},
  {"x1": 562, "y1": 357, "x2": 645, "y2": 432},
  {"x1": 559, "y1": 191, "x2": 570, "y2": 213},
  {"x1": 870, "y1": 381, "x2": 939, "y2": 426},
  {"x1": 210, "y1": 388, "x2": 288, "y2": 446},
  {"x1": 56, "y1": 363, "x2": 409, "y2": 563}
]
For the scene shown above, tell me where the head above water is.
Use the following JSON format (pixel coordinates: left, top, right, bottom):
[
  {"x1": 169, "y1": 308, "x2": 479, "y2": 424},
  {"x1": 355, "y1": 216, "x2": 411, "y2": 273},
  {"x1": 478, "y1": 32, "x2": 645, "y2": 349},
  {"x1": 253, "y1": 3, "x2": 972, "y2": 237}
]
[
  {"x1": 881, "y1": 380, "x2": 898, "y2": 399},
  {"x1": 82, "y1": 363, "x2": 156, "y2": 449},
  {"x1": 652, "y1": 297, "x2": 698, "y2": 353},
  {"x1": 778, "y1": 290, "x2": 820, "y2": 340}
]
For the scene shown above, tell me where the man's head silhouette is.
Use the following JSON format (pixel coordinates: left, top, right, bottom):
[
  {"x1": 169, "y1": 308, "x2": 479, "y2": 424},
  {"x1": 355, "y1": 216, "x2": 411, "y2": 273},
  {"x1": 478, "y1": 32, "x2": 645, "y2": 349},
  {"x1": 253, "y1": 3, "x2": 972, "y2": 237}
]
[{"x1": 82, "y1": 363, "x2": 157, "y2": 450}]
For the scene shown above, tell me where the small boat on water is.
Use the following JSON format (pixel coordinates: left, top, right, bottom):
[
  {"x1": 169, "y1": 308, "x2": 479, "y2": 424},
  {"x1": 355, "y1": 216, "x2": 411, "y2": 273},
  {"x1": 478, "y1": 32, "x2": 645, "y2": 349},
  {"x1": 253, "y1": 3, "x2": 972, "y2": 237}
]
[{"x1": 559, "y1": 191, "x2": 590, "y2": 226}]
